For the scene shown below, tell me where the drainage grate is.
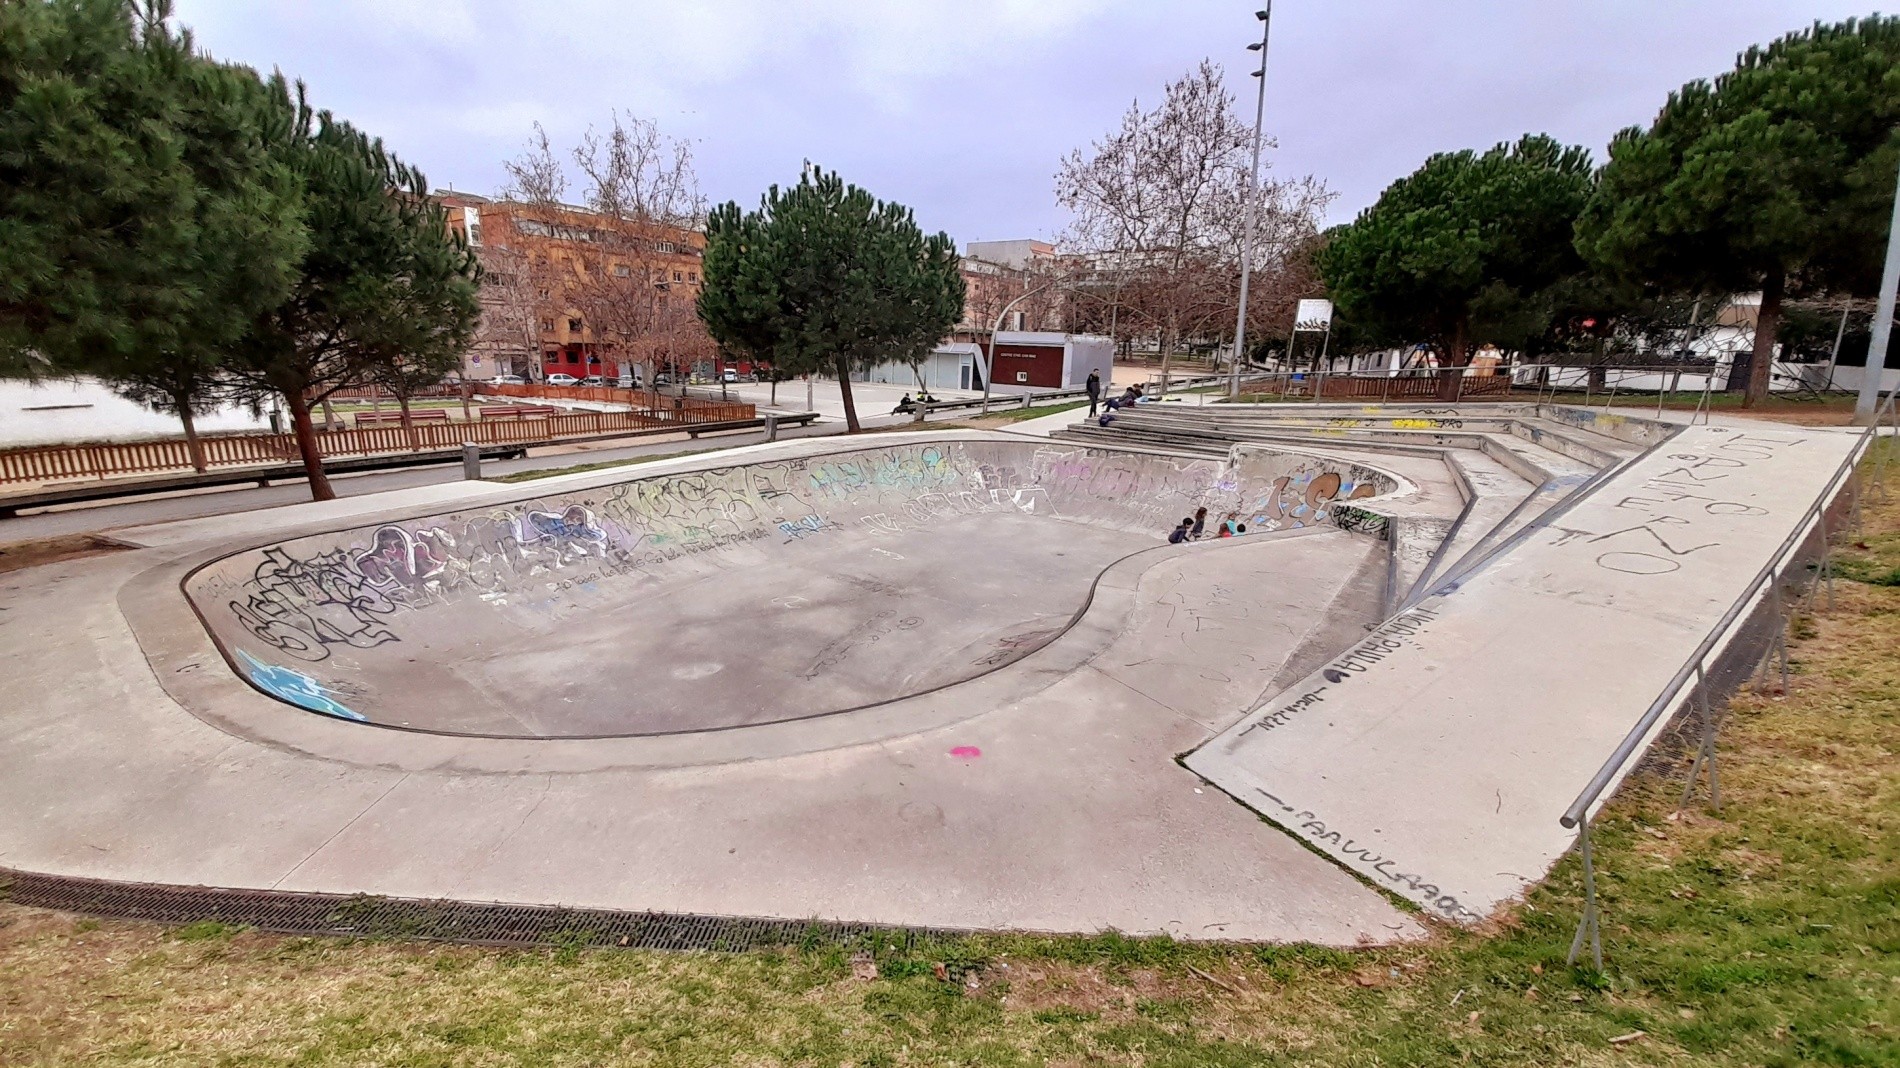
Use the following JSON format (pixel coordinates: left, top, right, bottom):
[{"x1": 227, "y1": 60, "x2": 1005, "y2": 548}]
[{"x1": 0, "y1": 866, "x2": 970, "y2": 952}]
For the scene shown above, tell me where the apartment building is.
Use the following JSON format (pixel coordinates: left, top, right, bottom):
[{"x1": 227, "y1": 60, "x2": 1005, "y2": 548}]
[{"x1": 437, "y1": 191, "x2": 707, "y2": 381}]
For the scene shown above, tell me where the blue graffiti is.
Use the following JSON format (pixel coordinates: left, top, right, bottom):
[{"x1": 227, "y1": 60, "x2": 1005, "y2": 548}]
[{"x1": 237, "y1": 650, "x2": 366, "y2": 721}]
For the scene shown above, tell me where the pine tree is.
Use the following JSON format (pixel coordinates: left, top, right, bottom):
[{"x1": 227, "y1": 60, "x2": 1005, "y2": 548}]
[
  {"x1": 222, "y1": 89, "x2": 480, "y2": 499},
  {"x1": 1317, "y1": 135, "x2": 1594, "y2": 398},
  {"x1": 699, "y1": 166, "x2": 963, "y2": 432},
  {"x1": 1578, "y1": 16, "x2": 1900, "y2": 407},
  {"x1": 0, "y1": 0, "x2": 304, "y2": 384}
]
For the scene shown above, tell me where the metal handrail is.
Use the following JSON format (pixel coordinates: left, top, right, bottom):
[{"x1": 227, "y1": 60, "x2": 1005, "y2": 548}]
[
  {"x1": 1558, "y1": 387, "x2": 1897, "y2": 969},
  {"x1": 1559, "y1": 393, "x2": 1896, "y2": 830}
]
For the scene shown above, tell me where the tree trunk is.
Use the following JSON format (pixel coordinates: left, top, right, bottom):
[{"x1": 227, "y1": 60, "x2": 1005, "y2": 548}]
[
  {"x1": 770, "y1": 372, "x2": 778, "y2": 406},
  {"x1": 320, "y1": 397, "x2": 337, "y2": 432},
  {"x1": 286, "y1": 391, "x2": 335, "y2": 501},
  {"x1": 457, "y1": 377, "x2": 472, "y2": 421},
  {"x1": 177, "y1": 401, "x2": 207, "y2": 473},
  {"x1": 1437, "y1": 315, "x2": 1471, "y2": 401},
  {"x1": 1156, "y1": 323, "x2": 1175, "y2": 398},
  {"x1": 835, "y1": 354, "x2": 861, "y2": 433},
  {"x1": 1744, "y1": 269, "x2": 1784, "y2": 409}
]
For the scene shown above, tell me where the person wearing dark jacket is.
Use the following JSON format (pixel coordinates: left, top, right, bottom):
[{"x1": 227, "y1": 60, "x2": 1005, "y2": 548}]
[
  {"x1": 1085, "y1": 369, "x2": 1102, "y2": 415},
  {"x1": 1167, "y1": 518, "x2": 1194, "y2": 544}
]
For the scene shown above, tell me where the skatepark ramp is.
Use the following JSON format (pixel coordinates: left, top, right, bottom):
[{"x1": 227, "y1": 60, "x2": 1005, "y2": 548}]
[
  {"x1": 1068, "y1": 401, "x2": 1870, "y2": 925},
  {"x1": 184, "y1": 437, "x2": 1404, "y2": 737}
]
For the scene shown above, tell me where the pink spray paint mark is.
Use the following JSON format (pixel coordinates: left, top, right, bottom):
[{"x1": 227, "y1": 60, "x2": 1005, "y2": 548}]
[{"x1": 949, "y1": 746, "x2": 982, "y2": 760}]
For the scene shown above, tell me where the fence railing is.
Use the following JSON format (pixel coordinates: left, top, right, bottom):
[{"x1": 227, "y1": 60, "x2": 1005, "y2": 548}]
[
  {"x1": 0, "y1": 396, "x2": 759, "y2": 487},
  {"x1": 1556, "y1": 388, "x2": 1899, "y2": 971},
  {"x1": 1211, "y1": 368, "x2": 1516, "y2": 402},
  {"x1": 478, "y1": 383, "x2": 754, "y2": 414}
]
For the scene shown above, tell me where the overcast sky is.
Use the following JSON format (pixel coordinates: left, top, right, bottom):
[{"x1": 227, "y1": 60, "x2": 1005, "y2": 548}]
[{"x1": 175, "y1": 1, "x2": 1876, "y2": 247}]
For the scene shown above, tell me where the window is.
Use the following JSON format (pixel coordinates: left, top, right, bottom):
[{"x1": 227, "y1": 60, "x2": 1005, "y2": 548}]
[
  {"x1": 688, "y1": 271, "x2": 698, "y2": 283},
  {"x1": 566, "y1": 352, "x2": 580, "y2": 364},
  {"x1": 568, "y1": 317, "x2": 583, "y2": 332},
  {"x1": 539, "y1": 318, "x2": 554, "y2": 332},
  {"x1": 673, "y1": 271, "x2": 683, "y2": 282},
  {"x1": 614, "y1": 264, "x2": 631, "y2": 278}
]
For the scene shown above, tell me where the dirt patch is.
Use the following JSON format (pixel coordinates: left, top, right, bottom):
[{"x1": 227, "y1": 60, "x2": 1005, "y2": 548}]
[{"x1": 0, "y1": 533, "x2": 131, "y2": 574}]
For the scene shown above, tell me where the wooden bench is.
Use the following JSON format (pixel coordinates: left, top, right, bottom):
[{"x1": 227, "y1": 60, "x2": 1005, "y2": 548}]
[
  {"x1": 352, "y1": 408, "x2": 452, "y2": 426},
  {"x1": 479, "y1": 405, "x2": 561, "y2": 420}
]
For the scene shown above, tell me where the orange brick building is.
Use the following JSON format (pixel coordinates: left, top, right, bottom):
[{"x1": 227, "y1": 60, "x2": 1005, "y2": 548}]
[{"x1": 437, "y1": 192, "x2": 708, "y2": 382}]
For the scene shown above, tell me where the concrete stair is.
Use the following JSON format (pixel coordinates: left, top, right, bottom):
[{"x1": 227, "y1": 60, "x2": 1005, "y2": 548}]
[{"x1": 1050, "y1": 402, "x2": 1659, "y2": 612}]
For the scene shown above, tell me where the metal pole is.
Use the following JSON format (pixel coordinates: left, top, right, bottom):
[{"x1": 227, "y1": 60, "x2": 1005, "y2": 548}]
[
  {"x1": 1567, "y1": 822, "x2": 1603, "y2": 971},
  {"x1": 984, "y1": 281, "x2": 1056, "y2": 416},
  {"x1": 1229, "y1": 5, "x2": 1274, "y2": 399},
  {"x1": 1855, "y1": 157, "x2": 1900, "y2": 424},
  {"x1": 461, "y1": 443, "x2": 482, "y2": 481},
  {"x1": 1824, "y1": 304, "x2": 1851, "y2": 393}
]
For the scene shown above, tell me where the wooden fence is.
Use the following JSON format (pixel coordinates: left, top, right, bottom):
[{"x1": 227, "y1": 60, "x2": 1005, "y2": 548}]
[{"x1": 0, "y1": 397, "x2": 757, "y2": 487}]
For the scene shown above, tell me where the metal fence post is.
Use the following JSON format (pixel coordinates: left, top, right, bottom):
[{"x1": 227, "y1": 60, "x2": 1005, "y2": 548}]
[
  {"x1": 461, "y1": 443, "x2": 482, "y2": 481},
  {"x1": 1566, "y1": 821, "x2": 1603, "y2": 971},
  {"x1": 1679, "y1": 663, "x2": 1721, "y2": 813},
  {"x1": 763, "y1": 414, "x2": 779, "y2": 441}
]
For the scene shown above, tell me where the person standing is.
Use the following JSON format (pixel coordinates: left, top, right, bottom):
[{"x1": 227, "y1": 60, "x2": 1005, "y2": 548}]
[{"x1": 1085, "y1": 369, "x2": 1102, "y2": 415}]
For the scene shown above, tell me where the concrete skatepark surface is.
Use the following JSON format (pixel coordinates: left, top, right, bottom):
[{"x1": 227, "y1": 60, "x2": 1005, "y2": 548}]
[
  {"x1": 0, "y1": 408, "x2": 1872, "y2": 944},
  {"x1": 183, "y1": 439, "x2": 1397, "y2": 737}
]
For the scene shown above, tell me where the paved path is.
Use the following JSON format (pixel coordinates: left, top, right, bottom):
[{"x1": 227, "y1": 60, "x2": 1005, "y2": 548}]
[{"x1": 1187, "y1": 423, "x2": 1861, "y2": 923}]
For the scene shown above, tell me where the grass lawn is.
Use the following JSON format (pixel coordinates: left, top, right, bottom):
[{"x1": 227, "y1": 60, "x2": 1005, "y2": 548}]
[
  {"x1": 2, "y1": 444, "x2": 1896, "y2": 1066},
  {"x1": 957, "y1": 399, "x2": 1093, "y2": 427}
]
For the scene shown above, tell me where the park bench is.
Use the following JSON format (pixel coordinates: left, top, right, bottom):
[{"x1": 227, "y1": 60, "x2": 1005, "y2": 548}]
[
  {"x1": 353, "y1": 408, "x2": 451, "y2": 426},
  {"x1": 479, "y1": 405, "x2": 561, "y2": 420}
]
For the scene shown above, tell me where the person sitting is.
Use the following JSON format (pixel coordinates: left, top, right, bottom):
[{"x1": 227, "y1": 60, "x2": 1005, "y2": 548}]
[
  {"x1": 1167, "y1": 518, "x2": 1195, "y2": 544},
  {"x1": 892, "y1": 393, "x2": 915, "y2": 414}
]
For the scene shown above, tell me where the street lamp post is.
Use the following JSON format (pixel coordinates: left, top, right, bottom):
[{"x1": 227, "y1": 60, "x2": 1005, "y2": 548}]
[
  {"x1": 1854, "y1": 157, "x2": 1900, "y2": 424},
  {"x1": 979, "y1": 279, "x2": 1057, "y2": 414},
  {"x1": 1229, "y1": 5, "x2": 1274, "y2": 398}
]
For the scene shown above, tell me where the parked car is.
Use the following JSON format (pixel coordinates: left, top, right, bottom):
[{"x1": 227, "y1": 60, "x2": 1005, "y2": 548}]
[
  {"x1": 582, "y1": 374, "x2": 607, "y2": 386},
  {"x1": 653, "y1": 372, "x2": 673, "y2": 386},
  {"x1": 546, "y1": 373, "x2": 581, "y2": 386},
  {"x1": 721, "y1": 369, "x2": 740, "y2": 383},
  {"x1": 490, "y1": 374, "x2": 525, "y2": 385}
]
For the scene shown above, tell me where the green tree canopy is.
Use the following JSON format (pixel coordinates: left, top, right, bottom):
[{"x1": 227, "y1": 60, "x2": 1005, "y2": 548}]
[
  {"x1": 1577, "y1": 15, "x2": 1900, "y2": 406},
  {"x1": 0, "y1": 0, "x2": 304, "y2": 380},
  {"x1": 221, "y1": 89, "x2": 479, "y2": 499},
  {"x1": 699, "y1": 165, "x2": 963, "y2": 432},
  {"x1": 1316, "y1": 134, "x2": 1594, "y2": 397}
]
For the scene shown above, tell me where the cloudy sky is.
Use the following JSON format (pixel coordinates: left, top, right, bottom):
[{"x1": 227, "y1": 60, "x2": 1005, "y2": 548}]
[{"x1": 175, "y1": 1, "x2": 1873, "y2": 246}]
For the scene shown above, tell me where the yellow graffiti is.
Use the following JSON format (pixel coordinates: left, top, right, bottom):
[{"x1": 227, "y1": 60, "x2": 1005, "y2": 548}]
[{"x1": 1391, "y1": 418, "x2": 1437, "y2": 429}]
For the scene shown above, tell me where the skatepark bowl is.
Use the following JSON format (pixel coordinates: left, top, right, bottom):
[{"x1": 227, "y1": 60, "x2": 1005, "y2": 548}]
[{"x1": 184, "y1": 439, "x2": 1400, "y2": 738}]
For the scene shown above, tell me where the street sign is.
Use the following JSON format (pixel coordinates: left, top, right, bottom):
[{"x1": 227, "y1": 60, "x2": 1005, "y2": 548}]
[{"x1": 1295, "y1": 298, "x2": 1334, "y2": 331}]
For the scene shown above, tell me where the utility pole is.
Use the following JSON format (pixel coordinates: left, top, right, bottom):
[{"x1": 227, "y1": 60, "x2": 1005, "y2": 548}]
[
  {"x1": 1229, "y1": 5, "x2": 1274, "y2": 398},
  {"x1": 1855, "y1": 159, "x2": 1900, "y2": 424}
]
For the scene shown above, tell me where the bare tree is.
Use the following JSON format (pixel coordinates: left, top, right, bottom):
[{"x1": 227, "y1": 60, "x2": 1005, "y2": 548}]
[
  {"x1": 470, "y1": 241, "x2": 544, "y2": 380},
  {"x1": 1057, "y1": 61, "x2": 1332, "y2": 383}
]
